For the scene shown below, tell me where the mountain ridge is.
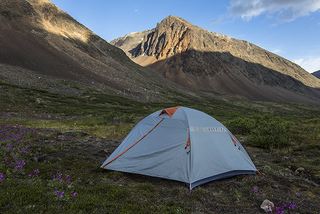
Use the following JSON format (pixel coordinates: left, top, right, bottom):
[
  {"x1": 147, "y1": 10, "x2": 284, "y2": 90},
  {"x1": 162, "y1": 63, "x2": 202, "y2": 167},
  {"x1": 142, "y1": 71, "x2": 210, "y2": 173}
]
[
  {"x1": 1, "y1": 2, "x2": 320, "y2": 105},
  {"x1": 0, "y1": 1, "x2": 192, "y2": 102},
  {"x1": 111, "y1": 15, "x2": 320, "y2": 104}
]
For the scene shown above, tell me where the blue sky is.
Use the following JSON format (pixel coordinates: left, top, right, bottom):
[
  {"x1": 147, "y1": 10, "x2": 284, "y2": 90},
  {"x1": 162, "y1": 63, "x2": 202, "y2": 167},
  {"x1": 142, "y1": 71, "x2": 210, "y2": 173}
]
[{"x1": 49, "y1": 0, "x2": 320, "y2": 73}]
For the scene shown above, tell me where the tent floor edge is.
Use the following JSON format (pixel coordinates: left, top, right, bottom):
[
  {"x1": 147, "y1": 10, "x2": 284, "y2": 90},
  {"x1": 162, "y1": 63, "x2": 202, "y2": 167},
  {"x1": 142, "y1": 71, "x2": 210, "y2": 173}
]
[{"x1": 190, "y1": 170, "x2": 256, "y2": 189}]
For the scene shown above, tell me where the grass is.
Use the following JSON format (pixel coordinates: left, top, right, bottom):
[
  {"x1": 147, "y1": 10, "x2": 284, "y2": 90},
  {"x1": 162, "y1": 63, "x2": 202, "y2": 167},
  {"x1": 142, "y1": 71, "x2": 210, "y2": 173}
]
[{"x1": 1, "y1": 82, "x2": 320, "y2": 213}]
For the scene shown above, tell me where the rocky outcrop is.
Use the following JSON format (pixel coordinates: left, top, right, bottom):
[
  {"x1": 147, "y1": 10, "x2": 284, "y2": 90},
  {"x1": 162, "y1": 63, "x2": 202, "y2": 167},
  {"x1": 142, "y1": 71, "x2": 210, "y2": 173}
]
[
  {"x1": 0, "y1": 1, "x2": 187, "y2": 102},
  {"x1": 111, "y1": 15, "x2": 320, "y2": 104}
]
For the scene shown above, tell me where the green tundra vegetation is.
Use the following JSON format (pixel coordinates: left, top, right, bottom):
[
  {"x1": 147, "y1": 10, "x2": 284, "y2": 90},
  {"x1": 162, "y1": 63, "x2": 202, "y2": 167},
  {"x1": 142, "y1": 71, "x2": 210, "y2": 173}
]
[{"x1": 0, "y1": 82, "x2": 320, "y2": 213}]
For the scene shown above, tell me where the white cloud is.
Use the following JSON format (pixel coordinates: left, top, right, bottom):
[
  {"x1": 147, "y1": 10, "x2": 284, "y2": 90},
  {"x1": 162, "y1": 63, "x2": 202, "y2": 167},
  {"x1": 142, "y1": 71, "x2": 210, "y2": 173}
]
[
  {"x1": 256, "y1": 43, "x2": 283, "y2": 55},
  {"x1": 228, "y1": 0, "x2": 320, "y2": 23},
  {"x1": 294, "y1": 56, "x2": 320, "y2": 73},
  {"x1": 294, "y1": 58, "x2": 304, "y2": 65},
  {"x1": 271, "y1": 49, "x2": 282, "y2": 54},
  {"x1": 210, "y1": 15, "x2": 225, "y2": 25}
]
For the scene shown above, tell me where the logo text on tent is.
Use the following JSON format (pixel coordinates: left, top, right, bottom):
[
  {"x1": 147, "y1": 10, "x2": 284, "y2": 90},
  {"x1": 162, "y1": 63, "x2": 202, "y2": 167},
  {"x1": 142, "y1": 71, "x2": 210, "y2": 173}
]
[{"x1": 190, "y1": 127, "x2": 226, "y2": 132}]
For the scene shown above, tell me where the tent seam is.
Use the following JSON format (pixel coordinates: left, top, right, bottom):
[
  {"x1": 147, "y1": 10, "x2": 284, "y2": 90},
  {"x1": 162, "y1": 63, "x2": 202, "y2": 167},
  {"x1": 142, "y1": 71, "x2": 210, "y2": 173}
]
[
  {"x1": 101, "y1": 117, "x2": 165, "y2": 168},
  {"x1": 181, "y1": 107, "x2": 192, "y2": 189}
]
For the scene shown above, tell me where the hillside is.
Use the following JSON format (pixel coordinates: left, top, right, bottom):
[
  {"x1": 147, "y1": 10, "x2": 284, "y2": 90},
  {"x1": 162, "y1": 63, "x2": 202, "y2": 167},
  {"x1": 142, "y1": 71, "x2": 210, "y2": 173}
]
[
  {"x1": 0, "y1": 0, "x2": 193, "y2": 102},
  {"x1": 111, "y1": 15, "x2": 320, "y2": 105},
  {"x1": 313, "y1": 70, "x2": 320, "y2": 79}
]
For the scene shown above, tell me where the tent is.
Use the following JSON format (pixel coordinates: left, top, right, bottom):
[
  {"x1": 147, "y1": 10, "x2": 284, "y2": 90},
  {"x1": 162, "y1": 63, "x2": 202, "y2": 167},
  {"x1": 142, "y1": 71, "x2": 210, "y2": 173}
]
[{"x1": 101, "y1": 106, "x2": 257, "y2": 189}]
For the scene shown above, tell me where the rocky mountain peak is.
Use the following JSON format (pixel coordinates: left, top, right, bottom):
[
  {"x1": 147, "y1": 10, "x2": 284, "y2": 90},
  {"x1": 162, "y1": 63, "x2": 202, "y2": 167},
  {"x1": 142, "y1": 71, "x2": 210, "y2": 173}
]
[
  {"x1": 111, "y1": 16, "x2": 320, "y2": 104},
  {"x1": 158, "y1": 15, "x2": 192, "y2": 28},
  {"x1": 110, "y1": 15, "x2": 195, "y2": 64}
]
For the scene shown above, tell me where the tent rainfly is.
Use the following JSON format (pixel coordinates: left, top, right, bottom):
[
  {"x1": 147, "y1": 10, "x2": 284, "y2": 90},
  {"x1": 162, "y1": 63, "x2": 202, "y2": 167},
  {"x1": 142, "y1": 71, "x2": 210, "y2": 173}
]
[{"x1": 101, "y1": 106, "x2": 257, "y2": 189}]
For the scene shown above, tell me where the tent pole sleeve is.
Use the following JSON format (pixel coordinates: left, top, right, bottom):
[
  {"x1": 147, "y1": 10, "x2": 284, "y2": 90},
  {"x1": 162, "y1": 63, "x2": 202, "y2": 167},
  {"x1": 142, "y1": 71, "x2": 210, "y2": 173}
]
[{"x1": 101, "y1": 117, "x2": 165, "y2": 168}]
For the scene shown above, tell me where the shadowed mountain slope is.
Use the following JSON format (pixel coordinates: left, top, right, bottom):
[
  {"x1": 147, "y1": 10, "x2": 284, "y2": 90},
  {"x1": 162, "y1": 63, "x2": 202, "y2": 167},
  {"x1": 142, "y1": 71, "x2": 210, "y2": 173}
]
[
  {"x1": 313, "y1": 70, "x2": 320, "y2": 79},
  {"x1": 0, "y1": 0, "x2": 190, "y2": 102},
  {"x1": 111, "y1": 15, "x2": 320, "y2": 105}
]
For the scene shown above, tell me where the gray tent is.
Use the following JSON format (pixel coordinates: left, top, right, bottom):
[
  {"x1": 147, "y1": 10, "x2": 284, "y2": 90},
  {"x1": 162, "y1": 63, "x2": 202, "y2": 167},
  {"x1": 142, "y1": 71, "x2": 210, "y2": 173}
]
[{"x1": 101, "y1": 106, "x2": 257, "y2": 189}]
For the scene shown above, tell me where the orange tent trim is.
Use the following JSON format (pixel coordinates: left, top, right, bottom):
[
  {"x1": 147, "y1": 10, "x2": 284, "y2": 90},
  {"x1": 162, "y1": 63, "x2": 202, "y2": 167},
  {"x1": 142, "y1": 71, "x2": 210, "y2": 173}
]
[
  {"x1": 101, "y1": 118, "x2": 165, "y2": 168},
  {"x1": 185, "y1": 137, "x2": 190, "y2": 149},
  {"x1": 230, "y1": 135, "x2": 237, "y2": 146},
  {"x1": 159, "y1": 106, "x2": 180, "y2": 118}
]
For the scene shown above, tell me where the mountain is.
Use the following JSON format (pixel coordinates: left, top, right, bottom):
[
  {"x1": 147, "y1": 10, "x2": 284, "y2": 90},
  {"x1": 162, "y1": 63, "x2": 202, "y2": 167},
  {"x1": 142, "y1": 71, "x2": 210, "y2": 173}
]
[
  {"x1": 111, "y1": 15, "x2": 320, "y2": 104},
  {"x1": 0, "y1": 0, "x2": 190, "y2": 102},
  {"x1": 313, "y1": 70, "x2": 320, "y2": 79}
]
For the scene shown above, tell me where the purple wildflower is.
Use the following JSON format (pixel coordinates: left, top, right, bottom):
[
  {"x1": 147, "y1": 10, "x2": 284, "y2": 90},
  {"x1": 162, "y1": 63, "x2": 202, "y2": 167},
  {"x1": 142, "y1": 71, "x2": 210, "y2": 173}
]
[
  {"x1": 65, "y1": 175, "x2": 70, "y2": 183},
  {"x1": 252, "y1": 186, "x2": 263, "y2": 196},
  {"x1": 0, "y1": 173, "x2": 4, "y2": 181},
  {"x1": 14, "y1": 165, "x2": 22, "y2": 170},
  {"x1": 289, "y1": 202, "x2": 295, "y2": 209},
  {"x1": 28, "y1": 169, "x2": 40, "y2": 177},
  {"x1": 54, "y1": 191, "x2": 64, "y2": 197}
]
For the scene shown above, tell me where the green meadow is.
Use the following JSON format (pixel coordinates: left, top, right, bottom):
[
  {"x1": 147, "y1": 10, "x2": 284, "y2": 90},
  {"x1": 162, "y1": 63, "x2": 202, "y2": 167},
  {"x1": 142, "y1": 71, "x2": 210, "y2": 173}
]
[{"x1": 1, "y1": 82, "x2": 320, "y2": 213}]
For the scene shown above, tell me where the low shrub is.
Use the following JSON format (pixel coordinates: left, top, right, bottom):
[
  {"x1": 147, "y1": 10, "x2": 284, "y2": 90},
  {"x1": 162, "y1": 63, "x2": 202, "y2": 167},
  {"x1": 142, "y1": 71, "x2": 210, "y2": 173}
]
[
  {"x1": 119, "y1": 113, "x2": 135, "y2": 123},
  {"x1": 226, "y1": 114, "x2": 291, "y2": 149},
  {"x1": 303, "y1": 118, "x2": 320, "y2": 124},
  {"x1": 226, "y1": 117, "x2": 256, "y2": 135}
]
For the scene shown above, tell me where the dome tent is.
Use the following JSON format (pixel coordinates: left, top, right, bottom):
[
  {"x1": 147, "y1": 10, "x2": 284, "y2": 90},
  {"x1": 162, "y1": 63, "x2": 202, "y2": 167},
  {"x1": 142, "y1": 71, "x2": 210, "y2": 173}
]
[{"x1": 101, "y1": 106, "x2": 257, "y2": 189}]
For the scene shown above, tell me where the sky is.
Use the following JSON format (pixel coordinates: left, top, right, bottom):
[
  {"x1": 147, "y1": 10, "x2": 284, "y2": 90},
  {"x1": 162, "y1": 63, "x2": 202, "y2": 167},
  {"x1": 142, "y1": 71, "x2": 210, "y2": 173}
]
[{"x1": 49, "y1": 0, "x2": 320, "y2": 73}]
